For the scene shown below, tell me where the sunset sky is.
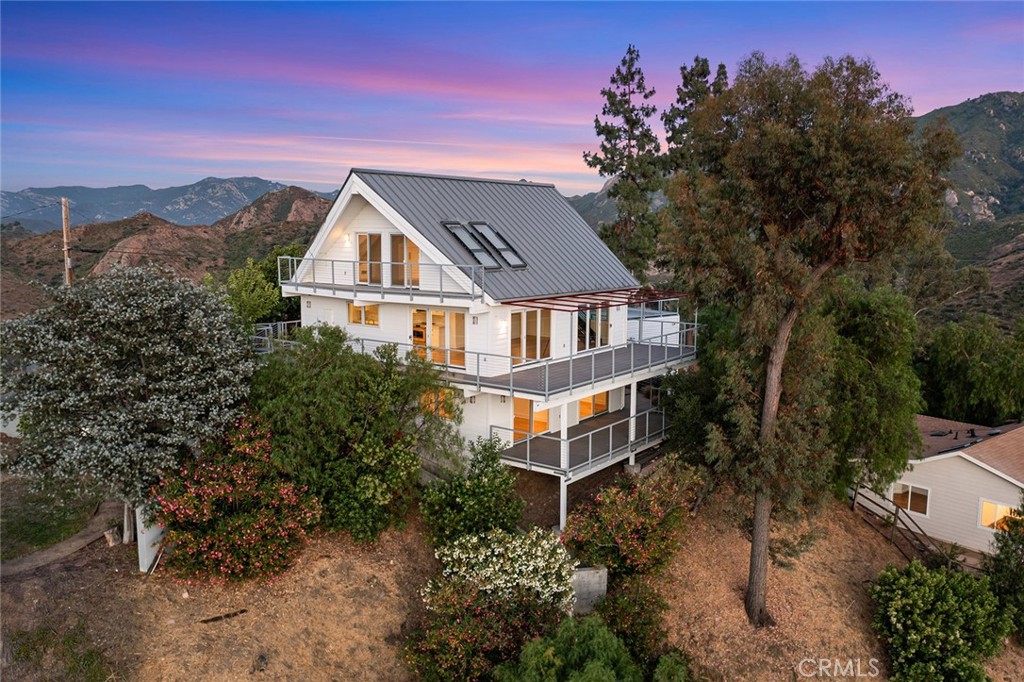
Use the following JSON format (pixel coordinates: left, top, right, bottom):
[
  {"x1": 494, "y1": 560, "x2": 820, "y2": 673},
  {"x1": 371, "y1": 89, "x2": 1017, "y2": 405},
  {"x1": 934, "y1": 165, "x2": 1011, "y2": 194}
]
[{"x1": 2, "y1": 1, "x2": 1022, "y2": 196}]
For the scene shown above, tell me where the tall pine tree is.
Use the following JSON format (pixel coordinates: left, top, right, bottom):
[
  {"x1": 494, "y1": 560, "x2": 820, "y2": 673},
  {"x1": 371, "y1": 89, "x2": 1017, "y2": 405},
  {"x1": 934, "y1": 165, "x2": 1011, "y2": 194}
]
[{"x1": 584, "y1": 45, "x2": 662, "y2": 282}]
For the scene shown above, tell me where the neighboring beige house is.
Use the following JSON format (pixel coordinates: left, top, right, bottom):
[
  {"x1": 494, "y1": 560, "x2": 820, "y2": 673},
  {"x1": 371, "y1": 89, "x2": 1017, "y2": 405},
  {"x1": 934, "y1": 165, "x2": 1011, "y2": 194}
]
[
  {"x1": 866, "y1": 415, "x2": 1024, "y2": 554},
  {"x1": 279, "y1": 169, "x2": 697, "y2": 527}
]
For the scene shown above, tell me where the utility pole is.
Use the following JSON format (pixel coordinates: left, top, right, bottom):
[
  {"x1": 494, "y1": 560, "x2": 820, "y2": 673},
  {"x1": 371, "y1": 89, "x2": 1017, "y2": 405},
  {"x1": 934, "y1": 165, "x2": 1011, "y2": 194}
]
[{"x1": 61, "y1": 197, "x2": 73, "y2": 287}]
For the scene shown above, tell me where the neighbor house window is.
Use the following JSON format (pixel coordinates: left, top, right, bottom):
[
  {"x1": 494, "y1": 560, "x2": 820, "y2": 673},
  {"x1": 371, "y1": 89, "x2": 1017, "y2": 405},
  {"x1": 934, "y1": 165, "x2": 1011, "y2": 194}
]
[
  {"x1": 421, "y1": 388, "x2": 457, "y2": 419},
  {"x1": 348, "y1": 303, "x2": 379, "y2": 326},
  {"x1": 892, "y1": 483, "x2": 929, "y2": 515},
  {"x1": 981, "y1": 500, "x2": 1018, "y2": 531},
  {"x1": 357, "y1": 233, "x2": 382, "y2": 284}
]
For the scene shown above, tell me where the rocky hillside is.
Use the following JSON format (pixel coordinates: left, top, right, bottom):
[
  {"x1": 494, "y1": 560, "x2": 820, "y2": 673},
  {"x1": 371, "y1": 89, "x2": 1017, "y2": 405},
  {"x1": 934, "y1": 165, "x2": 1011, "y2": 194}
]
[
  {"x1": 1, "y1": 187, "x2": 330, "y2": 319},
  {"x1": 0, "y1": 177, "x2": 301, "y2": 232}
]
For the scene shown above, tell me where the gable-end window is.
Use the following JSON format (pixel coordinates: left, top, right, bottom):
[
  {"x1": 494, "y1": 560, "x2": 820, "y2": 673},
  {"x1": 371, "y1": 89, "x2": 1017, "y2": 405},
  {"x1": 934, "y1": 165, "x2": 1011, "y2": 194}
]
[
  {"x1": 357, "y1": 233, "x2": 382, "y2": 284},
  {"x1": 981, "y1": 500, "x2": 1018, "y2": 531},
  {"x1": 445, "y1": 222, "x2": 499, "y2": 268},
  {"x1": 390, "y1": 235, "x2": 420, "y2": 287},
  {"x1": 348, "y1": 303, "x2": 379, "y2": 326},
  {"x1": 892, "y1": 483, "x2": 929, "y2": 515}
]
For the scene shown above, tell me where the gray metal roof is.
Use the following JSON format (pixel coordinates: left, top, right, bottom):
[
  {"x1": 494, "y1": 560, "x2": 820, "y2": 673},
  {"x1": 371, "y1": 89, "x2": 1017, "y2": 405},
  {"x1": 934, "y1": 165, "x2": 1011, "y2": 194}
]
[{"x1": 352, "y1": 169, "x2": 638, "y2": 301}]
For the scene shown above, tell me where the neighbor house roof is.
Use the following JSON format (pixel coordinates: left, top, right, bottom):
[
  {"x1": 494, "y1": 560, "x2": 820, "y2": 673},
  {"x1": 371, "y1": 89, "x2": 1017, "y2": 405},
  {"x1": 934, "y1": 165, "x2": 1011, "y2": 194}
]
[
  {"x1": 351, "y1": 168, "x2": 639, "y2": 301},
  {"x1": 914, "y1": 415, "x2": 1024, "y2": 487}
]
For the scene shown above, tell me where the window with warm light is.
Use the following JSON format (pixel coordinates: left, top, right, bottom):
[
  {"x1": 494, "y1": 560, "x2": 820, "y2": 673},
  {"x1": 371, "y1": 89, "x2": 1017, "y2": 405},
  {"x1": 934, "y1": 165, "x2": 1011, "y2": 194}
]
[
  {"x1": 357, "y1": 233, "x2": 381, "y2": 284},
  {"x1": 390, "y1": 235, "x2": 420, "y2": 287},
  {"x1": 348, "y1": 303, "x2": 380, "y2": 326},
  {"x1": 892, "y1": 483, "x2": 929, "y2": 515},
  {"x1": 981, "y1": 500, "x2": 1018, "y2": 531}
]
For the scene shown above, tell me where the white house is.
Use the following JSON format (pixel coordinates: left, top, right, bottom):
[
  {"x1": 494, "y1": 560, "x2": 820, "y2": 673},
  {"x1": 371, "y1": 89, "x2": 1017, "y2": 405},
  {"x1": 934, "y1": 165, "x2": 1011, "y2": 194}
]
[
  {"x1": 868, "y1": 415, "x2": 1024, "y2": 554},
  {"x1": 279, "y1": 169, "x2": 697, "y2": 527}
]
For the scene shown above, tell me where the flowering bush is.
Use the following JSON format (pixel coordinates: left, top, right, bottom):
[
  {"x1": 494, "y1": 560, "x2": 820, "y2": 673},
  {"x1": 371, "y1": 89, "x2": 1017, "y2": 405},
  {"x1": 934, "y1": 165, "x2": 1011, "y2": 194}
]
[
  {"x1": 428, "y1": 527, "x2": 577, "y2": 611},
  {"x1": 870, "y1": 560, "x2": 1012, "y2": 682},
  {"x1": 562, "y1": 463, "x2": 699, "y2": 578},
  {"x1": 151, "y1": 415, "x2": 320, "y2": 582},
  {"x1": 420, "y1": 436, "x2": 525, "y2": 547},
  {"x1": 596, "y1": 574, "x2": 670, "y2": 672},
  {"x1": 406, "y1": 580, "x2": 563, "y2": 682}
]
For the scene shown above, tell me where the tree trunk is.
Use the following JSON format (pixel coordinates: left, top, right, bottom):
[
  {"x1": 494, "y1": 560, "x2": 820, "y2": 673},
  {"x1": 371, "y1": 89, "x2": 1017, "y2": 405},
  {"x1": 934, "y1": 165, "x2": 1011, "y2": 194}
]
[
  {"x1": 745, "y1": 488, "x2": 775, "y2": 626},
  {"x1": 122, "y1": 502, "x2": 135, "y2": 545},
  {"x1": 745, "y1": 302, "x2": 801, "y2": 627}
]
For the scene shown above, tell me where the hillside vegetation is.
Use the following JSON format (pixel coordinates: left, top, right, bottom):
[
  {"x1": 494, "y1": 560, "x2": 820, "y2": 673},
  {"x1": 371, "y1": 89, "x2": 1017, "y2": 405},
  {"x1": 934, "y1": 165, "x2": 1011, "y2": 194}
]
[{"x1": 0, "y1": 186, "x2": 329, "y2": 319}]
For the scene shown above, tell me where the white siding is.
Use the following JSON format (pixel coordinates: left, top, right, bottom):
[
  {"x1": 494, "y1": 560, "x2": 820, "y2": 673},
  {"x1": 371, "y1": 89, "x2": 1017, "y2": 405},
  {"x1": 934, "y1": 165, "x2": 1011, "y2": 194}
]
[{"x1": 872, "y1": 456, "x2": 1022, "y2": 554}]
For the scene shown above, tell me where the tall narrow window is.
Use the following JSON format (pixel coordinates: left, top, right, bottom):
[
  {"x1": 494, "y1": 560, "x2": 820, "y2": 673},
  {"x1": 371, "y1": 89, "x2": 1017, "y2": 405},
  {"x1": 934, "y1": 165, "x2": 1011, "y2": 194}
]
[
  {"x1": 577, "y1": 307, "x2": 610, "y2": 351},
  {"x1": 357, "y1": 234, "x2": 382, "y2": 284},
  {"x1": 390, "y1": 235, "x2": 420, "y2": 287}
]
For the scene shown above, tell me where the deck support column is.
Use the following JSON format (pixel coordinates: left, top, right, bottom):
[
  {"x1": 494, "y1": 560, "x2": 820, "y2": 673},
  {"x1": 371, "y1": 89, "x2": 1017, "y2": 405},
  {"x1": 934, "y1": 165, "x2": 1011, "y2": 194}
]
[
  {"x1": 559, "y1": 403, "x2": 569, "y2": 471},
  {"x1": 628, "y1": 381, "x2": 637, "y2": 464},
  {"x1": 559, "y1": 477, "x2": 568, "y2": 530}
]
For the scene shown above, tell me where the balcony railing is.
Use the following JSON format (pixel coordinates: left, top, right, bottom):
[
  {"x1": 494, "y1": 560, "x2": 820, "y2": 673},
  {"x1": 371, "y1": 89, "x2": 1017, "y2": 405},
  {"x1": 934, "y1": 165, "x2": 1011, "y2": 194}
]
[
  {"x1": 334, "y1": 324, "x2": 695, "y2": 399},
  {"x1": 278, "y1": 255, "x2": 487, "y2": 302},
  {"x1": 490, "y1": 407, "x2": 668, "y2": 477}
]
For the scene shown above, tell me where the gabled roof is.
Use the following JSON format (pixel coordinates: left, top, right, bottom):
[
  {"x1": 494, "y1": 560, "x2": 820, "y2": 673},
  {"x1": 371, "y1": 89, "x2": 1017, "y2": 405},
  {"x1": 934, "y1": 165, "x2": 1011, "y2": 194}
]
[
  {"x1": 913, "y1": 414, "x2": 1024, "y2": 488},
  {"x1": 350, "y1": 169, "x2": 638, "y2": 301}
]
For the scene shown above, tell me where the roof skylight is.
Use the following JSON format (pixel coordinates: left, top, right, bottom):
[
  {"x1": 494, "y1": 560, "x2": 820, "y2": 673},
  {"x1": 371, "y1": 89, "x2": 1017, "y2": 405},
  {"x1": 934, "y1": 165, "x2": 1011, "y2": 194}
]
[
  {"x1": 444, "y1": 221, "x2": 499, "y2": 268},
  {"x1": 469, "y1": 222, "x2": 526, "y2": 268}
]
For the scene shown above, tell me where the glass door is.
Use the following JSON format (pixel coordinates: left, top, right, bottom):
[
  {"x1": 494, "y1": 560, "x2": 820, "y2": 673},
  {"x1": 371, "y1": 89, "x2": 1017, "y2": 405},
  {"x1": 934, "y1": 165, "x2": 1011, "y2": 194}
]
[{"x1": 513, "y1": 397, "x2": 550, "y2": 442}]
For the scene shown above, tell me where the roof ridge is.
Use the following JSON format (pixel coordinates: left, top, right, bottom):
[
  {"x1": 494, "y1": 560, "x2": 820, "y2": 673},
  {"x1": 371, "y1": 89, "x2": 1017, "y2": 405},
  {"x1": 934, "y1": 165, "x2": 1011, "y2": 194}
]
[{"x1": 351, "y1": 167, "x2": 555, "y2": 188}]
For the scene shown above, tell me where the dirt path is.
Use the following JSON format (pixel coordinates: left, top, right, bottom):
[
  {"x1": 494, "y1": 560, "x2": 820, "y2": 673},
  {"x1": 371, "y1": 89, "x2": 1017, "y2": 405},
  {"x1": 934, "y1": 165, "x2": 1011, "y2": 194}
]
[{"x1": 0, "y1": 500, "x2": 123, "y2": 578}]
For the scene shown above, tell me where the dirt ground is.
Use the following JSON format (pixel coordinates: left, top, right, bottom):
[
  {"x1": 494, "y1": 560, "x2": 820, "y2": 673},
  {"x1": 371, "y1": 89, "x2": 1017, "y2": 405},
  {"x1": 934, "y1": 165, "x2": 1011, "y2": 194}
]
[
  {"x1": 2, "y1": 474, "x2": 1022, "y2": 681},
  {"x1": 662, "y1": 492, "x2": 1024, "y2": 682}
]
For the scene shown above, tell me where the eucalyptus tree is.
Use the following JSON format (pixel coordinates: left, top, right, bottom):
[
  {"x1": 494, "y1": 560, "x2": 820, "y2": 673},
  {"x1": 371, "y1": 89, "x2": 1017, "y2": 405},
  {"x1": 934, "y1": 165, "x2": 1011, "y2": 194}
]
[{"x1": 662, "y1": 52, "x2": 960, "y2": 626}]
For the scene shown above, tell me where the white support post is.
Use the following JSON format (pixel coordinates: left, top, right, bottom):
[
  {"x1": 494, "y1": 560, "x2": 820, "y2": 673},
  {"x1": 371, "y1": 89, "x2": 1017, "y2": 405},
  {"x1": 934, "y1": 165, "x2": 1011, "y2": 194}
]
[
  {"x1": 559, "y1": 477, "x2": 569, "y2": 530},
  {"x1": 628, "y1": 381, "x2": 638, "y2": 464},
  {"x1": 559, "y1": 403, "x2": 569, "y2": 471}
]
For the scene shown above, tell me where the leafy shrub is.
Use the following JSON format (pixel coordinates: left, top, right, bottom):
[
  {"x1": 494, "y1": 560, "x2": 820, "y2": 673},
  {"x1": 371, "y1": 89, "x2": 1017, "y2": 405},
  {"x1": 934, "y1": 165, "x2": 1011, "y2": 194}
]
[
  {"x1": 562, "y1": 463, "x2": 699, "y2": 577},
  {"x1": 492, "y1": 615, "x2": 643, "y2": 682},
  {"x1": 251, "y1": 326, "x2": 463, "y2": 542},
  {"x1": 420, "y1": 436, "x2": 525, "y2": 547},
  {"x1": 983, "y1": 495, "x2": 1024, "y2": 637},
  {"x1": 652, "y1": 651, "x2": 690, "y2": 682},
  {"x1": 151, "y1": 415, "x2": 320, "y2": 582},
  {"x1": 595, "y1": 574, "x2": 669, "y2": 672},
  {"x1": 406, "y1": 580, "x2": 563, "y2": 682},
  {"x1": 870, "y1": 560, "x2": 1012, "y2": 682},
  {"x1": 428, "y1": 527, "x2": 577, "y2": 611}
]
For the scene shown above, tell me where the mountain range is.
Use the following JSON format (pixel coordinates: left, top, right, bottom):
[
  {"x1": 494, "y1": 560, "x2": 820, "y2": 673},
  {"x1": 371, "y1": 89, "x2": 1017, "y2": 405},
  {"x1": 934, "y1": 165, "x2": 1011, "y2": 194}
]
[{"x1": 0, "y1": 177, "x2": 335, "y2": 233}]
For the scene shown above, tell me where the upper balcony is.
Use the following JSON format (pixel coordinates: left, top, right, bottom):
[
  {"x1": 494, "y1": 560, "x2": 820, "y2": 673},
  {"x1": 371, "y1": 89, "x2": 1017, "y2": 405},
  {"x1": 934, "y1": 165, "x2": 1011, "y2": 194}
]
[{"x1": 278, "y1": 255, "x2": 488, "y2": 304}]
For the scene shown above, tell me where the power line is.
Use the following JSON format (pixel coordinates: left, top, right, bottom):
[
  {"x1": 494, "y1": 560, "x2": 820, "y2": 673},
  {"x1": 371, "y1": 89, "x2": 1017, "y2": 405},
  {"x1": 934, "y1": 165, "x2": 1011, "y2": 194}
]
[{"x1": 0, "y1": 201, "x2": 63, "y2": 220}]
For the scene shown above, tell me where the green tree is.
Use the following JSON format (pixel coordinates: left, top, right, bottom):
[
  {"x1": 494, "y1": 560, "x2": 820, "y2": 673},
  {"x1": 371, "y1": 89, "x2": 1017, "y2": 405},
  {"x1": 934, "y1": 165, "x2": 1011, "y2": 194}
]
[
  {"x1": 249, "y1": 325, "x2": 463, "y2": 541},
  {"x1": 257, "y1": 243, "x2": 307, "y2": 322},
  {"x1": 493, "y1": 616, "x2": 643, "y2": 682},
  {"x1": 662, "y1": 52, "x2": 959, "y2": 626},
  {"x1": 225, "y1": 257, "x2": 279, "y2": 326},
  {"x1": 662, "y1": 55, "x2": 728, "y2": 173},
  {"x1": 584, "y1": 44, "x2": 663, "y2": 281},
  {"x1": 918, "y1": 315, "x2": 1024, "y2": 425},
  {"x1": 982, "y1": 493, "x2": 1024, "y2": 637},
  {"x1": 0, "y1": 267, "x2": 255, "y2": 504},
  {"x1": 828, "y1": 282, "x2": 923, "y2": 491}
]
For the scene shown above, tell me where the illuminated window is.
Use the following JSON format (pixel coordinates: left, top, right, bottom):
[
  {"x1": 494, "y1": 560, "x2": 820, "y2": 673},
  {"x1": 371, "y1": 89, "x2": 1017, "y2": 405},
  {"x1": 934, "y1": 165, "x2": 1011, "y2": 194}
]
[
  {"x1": 357, "y1": 233, "x2": 382, "y2": 284},
  {"x1": 348, "y1": 303, "x2": 379, "y2": 326},
  {"x1": 892, "y1": 483, "x2": 929, "y2": 515},
  {"x1": 981, "y1": 500, "x2": 1018, "y2": 531},
  {"x1": 579, "y1": 392, "x2": 609, "y2": 419},
  {"x1": 390, "y1": 235, "x2": 420, "y2": 287},
  {"x1": 421, "y1": 388, "x2": 457, "y2": 419}
]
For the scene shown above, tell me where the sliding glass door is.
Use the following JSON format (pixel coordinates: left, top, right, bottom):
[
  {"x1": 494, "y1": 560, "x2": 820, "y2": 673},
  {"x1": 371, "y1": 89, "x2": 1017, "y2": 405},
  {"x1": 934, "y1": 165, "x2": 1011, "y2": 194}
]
[{"x1": 412, "y1": 308, "x2": 466, "y2": 368}]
